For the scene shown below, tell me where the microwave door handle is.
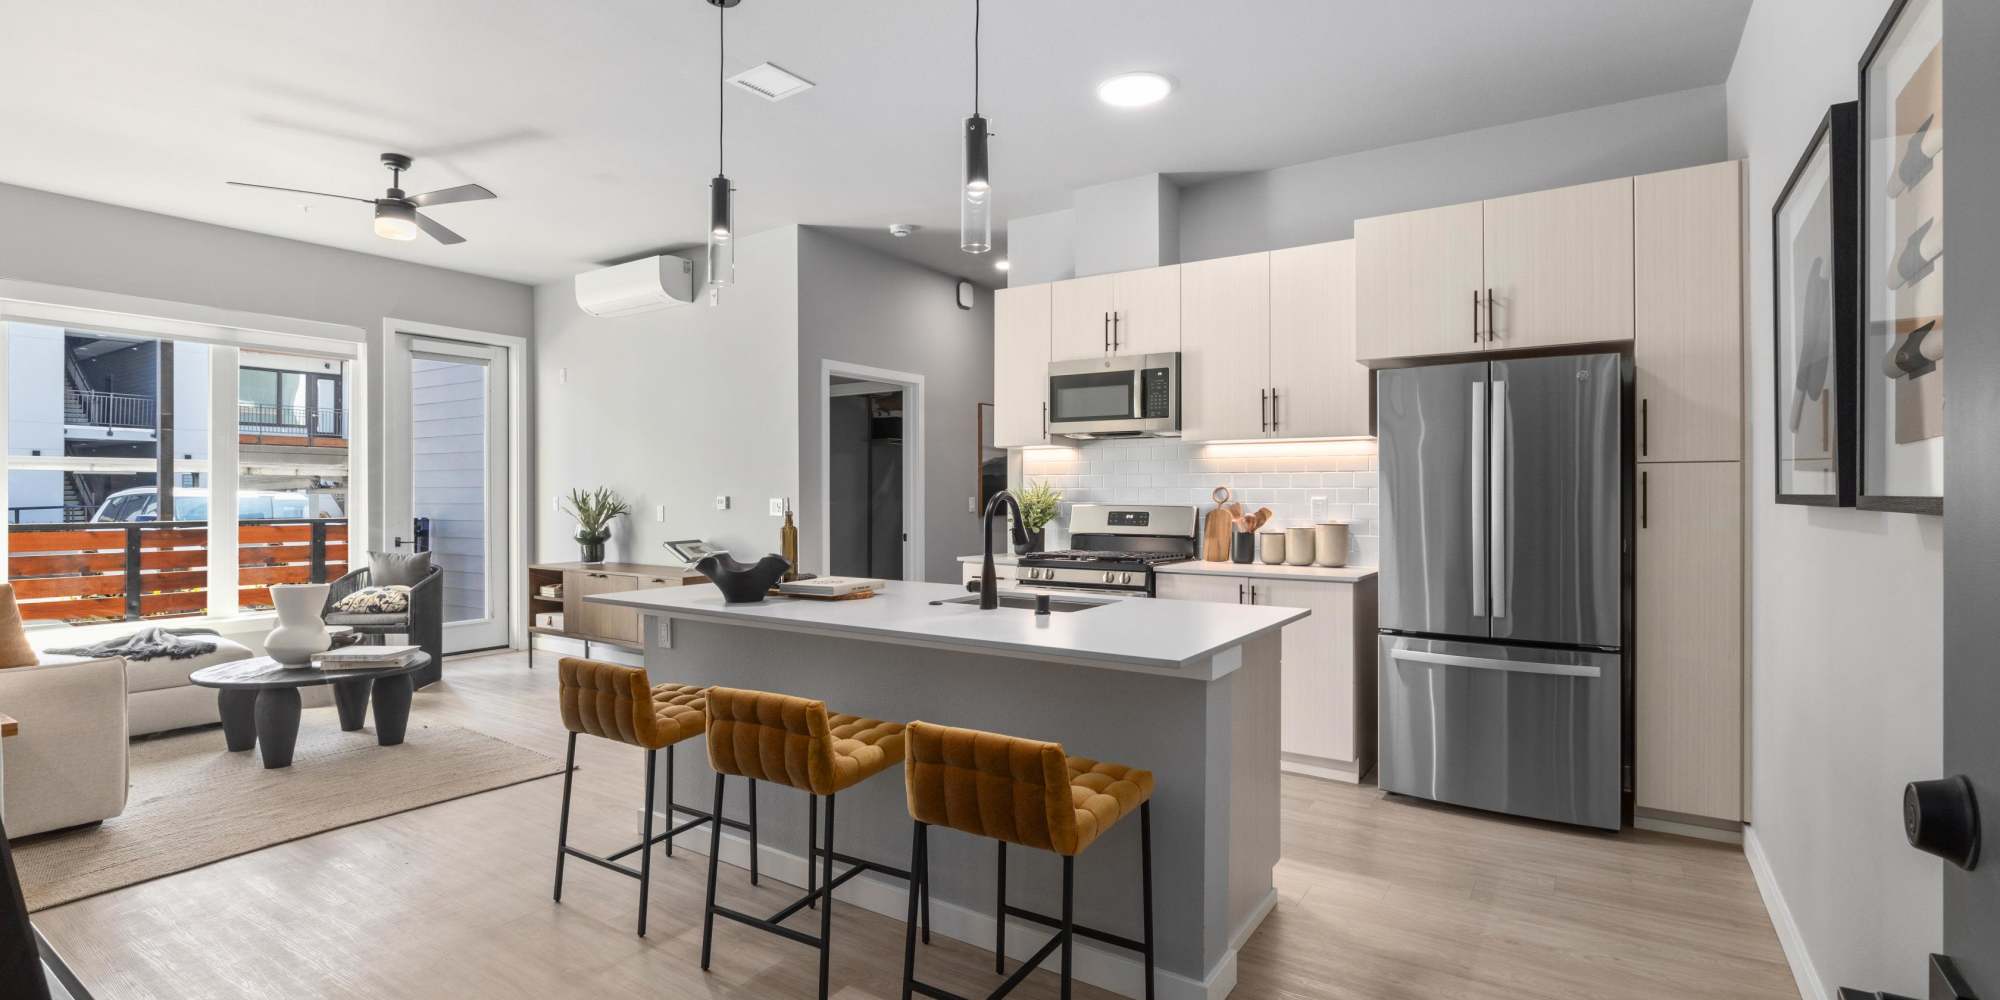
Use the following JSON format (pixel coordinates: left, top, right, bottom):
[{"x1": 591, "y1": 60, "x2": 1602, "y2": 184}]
[
  {"x1": 1489, "y1": 378, "x2": 1507, "y2": 620},
  {"x1": 1470, "y1": 379, "x2": 1487, "y2": 619}
]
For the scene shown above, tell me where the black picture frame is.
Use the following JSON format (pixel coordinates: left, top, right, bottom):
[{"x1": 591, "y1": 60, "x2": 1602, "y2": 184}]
[
  {"x1": 1855, "y1": 0, "x2": 1945, "y2": 515},
  {"x1": 1771, "y1": 102, "x2": 1860, "y2": 507}
]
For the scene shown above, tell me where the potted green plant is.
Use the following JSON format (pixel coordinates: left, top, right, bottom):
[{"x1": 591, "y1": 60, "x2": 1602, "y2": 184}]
[
  {"x1": 1016, "y1": 480, "x2": 1062, "y2": 553},
  {"x1": 561, "y1": 487, "x2": 631, "y2": 564}
]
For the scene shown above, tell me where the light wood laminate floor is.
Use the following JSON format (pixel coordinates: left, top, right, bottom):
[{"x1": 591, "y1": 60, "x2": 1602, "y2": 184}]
[{"x1": 37, "y1": 650, "x2": 1798, "y2": 999}]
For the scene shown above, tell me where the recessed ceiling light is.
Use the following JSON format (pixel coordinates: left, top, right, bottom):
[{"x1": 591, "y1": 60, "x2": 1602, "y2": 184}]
[
  {"x1": 995, "y1": 259, "x2": 1010, "y2": 272},
  {"x1": 729, "y1": 62, "x2": 815, "y2": 102},
  {"x1": 1096, "y1": 72, "x2": 1174, "y2": 108}
]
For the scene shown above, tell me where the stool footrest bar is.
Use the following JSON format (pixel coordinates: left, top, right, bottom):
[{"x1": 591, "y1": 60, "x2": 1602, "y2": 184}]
[
  {"x1": 712, "y1": 903, "x2": 823, "y2": 949},
  {"x1": 907, "y1": 926, "x2": 1065, "y2": 1000},
  {"x1": 561, "y1": 846, "x2": 643, "y2": 881},
  {"x1": 1003, "y1": 904, "x2": 1147, "y2": 954}
]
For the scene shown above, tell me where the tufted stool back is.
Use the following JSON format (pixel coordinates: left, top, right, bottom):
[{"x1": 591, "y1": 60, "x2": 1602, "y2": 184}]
[
  {"x1": 903, "y1": 720, "x2": 1084, "y2": 855},
  {"x1": 558, "y1": 657, "x2": 706, "y2": 750},
  {"x1": 705, "y1": 686, "x2": 839, "y2": 794}
]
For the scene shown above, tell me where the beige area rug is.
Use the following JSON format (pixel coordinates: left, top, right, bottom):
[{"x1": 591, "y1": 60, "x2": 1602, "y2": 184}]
[{"x1": 13, "y1": 714, "x2": 562, "y2": 911}]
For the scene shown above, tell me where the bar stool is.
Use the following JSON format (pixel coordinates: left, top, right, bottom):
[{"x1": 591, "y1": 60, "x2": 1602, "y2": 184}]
[
  {"x1": 899, "y1": 720, "x2": 1155, "y2": 1000},
  {"x1": 697, "y1": 685, "x2": 928, "y2": 1000},
  {"x1": 551, "y1": 657, "x2": 759, "y2": 937}
]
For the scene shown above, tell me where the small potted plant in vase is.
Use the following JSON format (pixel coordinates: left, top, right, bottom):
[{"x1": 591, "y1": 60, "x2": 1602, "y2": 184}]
[
  {"x1": 562, "y1": 487, "x2": 631, "y2": 564},
  {"x1": 1017, "y1": 480, "x2": 1062, "y2": 554}
]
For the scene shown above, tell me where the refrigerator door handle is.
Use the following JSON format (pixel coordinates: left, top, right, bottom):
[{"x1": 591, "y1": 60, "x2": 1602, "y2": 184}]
[
  {"x1": 1392, "y1": 647, "x2": 1602, "y2": 679},
  {"x1": 1489, "y1": 379, "x2": 1507, "y2": 620},
  {"x1": 1470, "y1": 379, "x2": 1487, "y2": 618}
]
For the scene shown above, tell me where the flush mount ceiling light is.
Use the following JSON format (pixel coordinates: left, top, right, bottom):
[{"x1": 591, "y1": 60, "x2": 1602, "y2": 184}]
[
  {"x1": 373, "y1": 199, "x2": 419, "y2": 241},
  {"x1": 706, "y1": 0, "x2": 740, "y2": 304},
  {"x1": 960, "y1": 0, "x2": 991, "y2": 254},
  {"x1": 1096, "y1": 71, "x2": 1174, "y2": 108},
  {"x1": 728, "y1": 61, "x2": 814, "y2": 102}
]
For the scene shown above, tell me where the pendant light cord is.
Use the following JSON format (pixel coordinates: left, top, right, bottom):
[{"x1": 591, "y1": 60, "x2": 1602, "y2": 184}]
[
  {"x1": 717, "y1": 1, "x2": 726, "y2": 175},
  {"x1": 973, "y1": 0, "x2": 981, "y2": 114}
]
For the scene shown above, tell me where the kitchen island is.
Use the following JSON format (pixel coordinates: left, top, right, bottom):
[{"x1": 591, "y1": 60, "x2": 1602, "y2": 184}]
[{"x1": 589, "y1": 579, "x2": 1305, "y2": 999}]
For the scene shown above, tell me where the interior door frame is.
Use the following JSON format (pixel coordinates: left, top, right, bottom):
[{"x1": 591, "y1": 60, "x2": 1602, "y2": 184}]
[
  {"x1": 382, "y1": 319, "x2": 530, "y2": 653},
  {"x1": 818, "y1": 359, "x2": 924, "y2": 581}
]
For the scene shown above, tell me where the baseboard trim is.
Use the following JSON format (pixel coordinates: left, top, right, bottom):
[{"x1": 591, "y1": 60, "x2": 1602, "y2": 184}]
[
  {"x1": 1634, "y1": 811, "x2": 1744, "y2": 845},
  {"x1": 643, "y1": 807, "x2": 1251, "y2": 1000},
  {"x1": 1743, "y1": 826, "x2": 1825, "y2": 1000},
  {"x1": 1279, "y1": 754, "x2": 1362, "y2": 784}
]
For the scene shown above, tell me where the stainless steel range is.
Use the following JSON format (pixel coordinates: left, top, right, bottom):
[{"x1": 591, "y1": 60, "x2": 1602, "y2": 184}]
[{"x1": 1017, "y1": 504, "x2": 1197, "y2": 597}]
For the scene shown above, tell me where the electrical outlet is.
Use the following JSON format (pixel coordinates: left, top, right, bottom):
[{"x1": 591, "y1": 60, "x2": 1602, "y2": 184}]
[
  {"x1": 714, "y1": 496, "x2": 731, "y2": 511},
  {"x1": 769, "y1": 498, "x2": 785, "y2": 517},
  {"x1": 655, "y1": 505, "x2": 666, "y2": 522},
  {"x1": 967, "y1": 496, "x2": 977, "y2": 513},
  {"x1": 559, "y1": 367, "x2": 568, "y2": 384},
  {"x1": 554, "y1": 495, "x2": 563, "y2": 513}
]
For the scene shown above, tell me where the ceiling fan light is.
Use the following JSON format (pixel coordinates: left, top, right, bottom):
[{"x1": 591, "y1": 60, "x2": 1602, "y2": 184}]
[{"x1": 373, "y1": 201, "x2": 418, "y2": 241}]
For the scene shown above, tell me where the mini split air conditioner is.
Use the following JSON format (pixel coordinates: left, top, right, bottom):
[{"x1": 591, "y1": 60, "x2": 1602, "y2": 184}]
[{"x1": 574, "y1": 255, "x2": 695, "y2": 317}]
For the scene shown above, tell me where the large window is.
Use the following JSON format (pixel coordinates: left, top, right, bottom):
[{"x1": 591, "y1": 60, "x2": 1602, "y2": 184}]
[{"x1": 240, "y1": 362, "x2": 344, "y2": 438}]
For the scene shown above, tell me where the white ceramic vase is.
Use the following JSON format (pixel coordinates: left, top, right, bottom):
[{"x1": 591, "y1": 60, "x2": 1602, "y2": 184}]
[{"x1": 266, "y1": 582, "x2": 333, "y2": 665}]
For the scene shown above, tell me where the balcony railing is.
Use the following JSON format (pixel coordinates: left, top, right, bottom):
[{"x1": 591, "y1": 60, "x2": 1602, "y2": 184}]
[
  {"x1": 8, "y1": 518, "x2": 348, "y2": 622},
  {"x1": 65, "y1": 390, "x2": 157, "y2": 429},
  {"x1": 238, "y1": 403, "x2": 345, "y2": 438}
]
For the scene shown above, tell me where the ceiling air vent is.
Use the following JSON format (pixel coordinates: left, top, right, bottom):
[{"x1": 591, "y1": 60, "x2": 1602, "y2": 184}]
[{"x1": 728, "y1": 62, "x2": 815, "y2": 102}]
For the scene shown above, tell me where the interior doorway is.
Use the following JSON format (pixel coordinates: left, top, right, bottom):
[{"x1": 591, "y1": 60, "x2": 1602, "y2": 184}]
[{"x1": 818, "y1": 361, "x2": 924, "y2": 582}]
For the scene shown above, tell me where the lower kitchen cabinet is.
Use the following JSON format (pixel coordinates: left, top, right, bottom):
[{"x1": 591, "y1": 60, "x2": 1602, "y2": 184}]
[
  {"x1": 1157, "y1": 571, "x2": 1378, "y2": 782},
  {"x1": 1635, "y1": 461, "x2": 1743, "y2": 823}
]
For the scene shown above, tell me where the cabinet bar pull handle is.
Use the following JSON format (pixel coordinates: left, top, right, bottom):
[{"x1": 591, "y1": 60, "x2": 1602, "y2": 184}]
[
  {"x1": 1260, "y1": 388, "x2": 1270, "y2": 432},
  {"x1": 1270, "y1": 387, "x2": 1280, "y2": 434},
  {"x1": 1112, "y1": 312, "x2": 1121, "y2": 352},
  {"x1": 1473, "y1": 290, "x2": 1480, "y2": 343},
  {"x1": 1485, "y1": 288, "x2": 1496, "y2": 342},
  {"x1": 1238, "y1": 583, "x2": 1245, "y2": 604},
  {"x1": 1103, "y1": 312, "x2": 1111, "y2": 353},
  {"x1": 1041, "y1": 401, "x2": 1048, "y2": 441},
  {"x1": 1641, "y1": 470, "x2": 1649, "y2": 529},
  {"x1": 1641, "y1": 398, "x2": 1649, "y2": 457},
  {"x1": 1250, "y1": 584, "x2": 1258, "y2": 603}
]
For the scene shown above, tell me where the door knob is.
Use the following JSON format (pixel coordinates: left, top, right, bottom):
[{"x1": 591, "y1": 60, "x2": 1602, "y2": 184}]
[{"x1": 1904, "y1": 775, "x2": 1980, "y2": 870}]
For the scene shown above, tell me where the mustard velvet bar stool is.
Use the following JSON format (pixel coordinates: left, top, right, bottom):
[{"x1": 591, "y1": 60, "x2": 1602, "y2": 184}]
[
  {"x1": 697, "y1": 685, "x2": 929, "y2": 1000},
  {"x1": 551, "y1": 658, "x2": 760, "y2": 937},
  {"x1": 899, "y1": 720, "x2": 1156, "y2": 1000}
]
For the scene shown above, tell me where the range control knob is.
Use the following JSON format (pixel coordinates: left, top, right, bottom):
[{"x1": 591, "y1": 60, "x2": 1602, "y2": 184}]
[
  {"x1": 1905, "y1": 775, "x2": 1981, "y2": 870},
  {"x1": 1103, "y1": 571, "x2": 1116, "y2": 585}
]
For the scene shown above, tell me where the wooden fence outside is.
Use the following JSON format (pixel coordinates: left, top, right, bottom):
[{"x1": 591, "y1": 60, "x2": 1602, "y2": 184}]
[{"x1": 8, "y1": 520, "x2": 348, "y2": 622}]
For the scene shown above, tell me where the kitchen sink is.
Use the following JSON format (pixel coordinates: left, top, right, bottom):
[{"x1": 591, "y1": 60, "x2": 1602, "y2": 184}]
[{"x1": 934, "y1": 593, "x2": 1107, "y2": 613}]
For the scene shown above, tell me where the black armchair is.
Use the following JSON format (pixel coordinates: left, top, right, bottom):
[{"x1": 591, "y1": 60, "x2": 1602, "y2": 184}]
[{"x1": 324, "y1": 554, "x2": 445, "y2": 688}]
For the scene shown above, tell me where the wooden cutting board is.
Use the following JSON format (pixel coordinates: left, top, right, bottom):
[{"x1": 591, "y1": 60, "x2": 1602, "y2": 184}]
[{"x1": 1202, "y1": 486, "x2": 1239, "y2": 561}]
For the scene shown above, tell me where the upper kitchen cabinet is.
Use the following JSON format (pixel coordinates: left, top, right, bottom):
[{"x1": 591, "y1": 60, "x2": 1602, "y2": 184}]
[
  {"x1": 993, "y1": 283, "x2": 1053, "y2": 448},
  {"x1": 1356, "y1": 199, "x2": 1485, "y2": 361},
  {"x1": 1270, "y1": 240, "x2": 1370, "y2": 438},
  {"x1": 1635, "y1": 160, "x2": 1744, "y2": 463},
  {"x1": 1048, "y1": 265, "x2": 1182, "y2": 363},
  {"x1": 1482, "y1": 176, "x2": 1635, "y2": 350},
  {"x1": 1180, "y1": 251, "x2": 1271, "y2": 441}
]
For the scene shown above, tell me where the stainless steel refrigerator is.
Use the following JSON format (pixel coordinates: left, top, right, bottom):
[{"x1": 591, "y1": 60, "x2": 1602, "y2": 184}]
[{"x1": 1376, "y1": 353, "x2": 1627, "y2": 830}]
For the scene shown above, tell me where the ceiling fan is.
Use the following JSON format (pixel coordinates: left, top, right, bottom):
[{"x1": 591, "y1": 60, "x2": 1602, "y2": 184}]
[{"x1": 228, "y1": 152, "x2": 495, "y2": 245}]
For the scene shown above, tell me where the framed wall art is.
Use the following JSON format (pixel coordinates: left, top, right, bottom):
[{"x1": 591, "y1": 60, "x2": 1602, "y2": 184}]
[
  {"x1": 1856, "y1": 0, "x2": 1944, "y2": 514},
  {"x1": 1772, "y1": 102, "x2": 1860, "y2": 506}
]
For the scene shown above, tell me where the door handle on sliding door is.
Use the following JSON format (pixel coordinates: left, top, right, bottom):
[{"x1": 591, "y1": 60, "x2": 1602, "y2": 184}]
[
  {"x1": 1489, "y1": 379, "x2": 1507, "y2": 619},
  {"x1": 1470, "y1": 379, "x2": 1487, "y2": 618}
]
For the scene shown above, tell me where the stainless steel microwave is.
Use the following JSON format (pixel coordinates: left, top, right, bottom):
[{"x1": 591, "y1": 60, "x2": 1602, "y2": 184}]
[{"x1": 1046, "y1": 353, "x2": 1181, "y2": 437}]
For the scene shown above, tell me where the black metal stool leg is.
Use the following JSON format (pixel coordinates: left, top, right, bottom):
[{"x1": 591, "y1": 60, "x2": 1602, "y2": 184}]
[
  {"x1": 748, "y1": 777, "x2": 760, "y2": 886},
  {"x1": 664, "y1": 744, "x2": 676, "y2": 857},
  {"x1": 700, "y1": 773, "x2": 726, "y2": 970},
  {"x1": 807, "y1": 793, "x2": 819, "y2": 910},
  {"x1": 817, "y1": 792, "x2": 837, "y2": 1000},
  {"x1": 995, "y1": 840, "x2": 1007, "y2": 973},
  {"x1": 920, "y1": 825, "x2": 931, "y2": 944},
  {"x1": 637, "y1": 748, "x2": 656, "y2": 937},
  {"x1": 553, "y1": 732, "x2": 577, "y2": 902},
  {"x1": 1060, "y1": 854, "x2": 1075, "y2": 1000},
  {"x1": 900, "y1": 820, "x2": 925, "y2": 1000},
  {"x1": 1141, "y1": 801, "x2": 1156, "y2": 1000}
]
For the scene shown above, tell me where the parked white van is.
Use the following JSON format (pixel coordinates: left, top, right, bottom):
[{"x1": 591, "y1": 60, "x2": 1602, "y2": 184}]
[{"x1": 90, "y1": 487, "x2": 344, "y2": 522}]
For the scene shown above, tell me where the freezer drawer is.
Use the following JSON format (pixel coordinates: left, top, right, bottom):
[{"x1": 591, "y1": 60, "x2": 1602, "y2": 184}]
[{"x1": 1377, "y1": 635, "x2": 1622, "y2": 830}]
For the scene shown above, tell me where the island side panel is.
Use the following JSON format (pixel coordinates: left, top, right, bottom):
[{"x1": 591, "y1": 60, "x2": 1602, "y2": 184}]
[
  {"x1": 646, "y1": 613, "x2": 1232, "y2": 983},
  {"x1": 1208, "y1": 630, "x2": 1282, "y2": 965}
]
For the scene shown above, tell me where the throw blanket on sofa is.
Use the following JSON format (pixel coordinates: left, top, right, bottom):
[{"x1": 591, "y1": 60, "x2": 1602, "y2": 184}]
[{"x1": 46, "y1": 627, "x2": 219, "y2": 661}]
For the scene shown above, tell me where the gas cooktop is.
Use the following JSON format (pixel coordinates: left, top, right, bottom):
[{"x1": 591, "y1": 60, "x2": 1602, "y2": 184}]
[{"x1": 1021, "y1": 549, "x2": 1193, "y2": 566}]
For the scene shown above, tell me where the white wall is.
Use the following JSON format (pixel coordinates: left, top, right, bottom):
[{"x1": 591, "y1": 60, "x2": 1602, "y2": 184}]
[
  {"x1": 1177, "y1": 85, "x2": 1728, "y2": 263},
  {"x1": 532, "y1": 228, "x2": 800, "y2": 566},
  {"x1": 1727, "y1": 2, "x2": 1942, "y2": 996},
  {"x1": 5, "y1": 324, "x2": 66, "y2": 520}
]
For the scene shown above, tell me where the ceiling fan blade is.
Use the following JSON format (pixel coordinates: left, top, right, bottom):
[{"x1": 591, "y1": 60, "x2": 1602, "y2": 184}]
[
  {"x1": 225, "y1": 181, "x2": 373, "y2": 203},
  {"x1": 408, "y1": 183, "x2": 496, "y2": 208},
  {"x1": 414, "y1": 211, "x2": 466, "y2": 245}
]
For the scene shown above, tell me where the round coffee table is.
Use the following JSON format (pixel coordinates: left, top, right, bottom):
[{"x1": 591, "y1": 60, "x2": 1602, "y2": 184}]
[{"x1": 189, "y1": 653, "x2": 432, "y2": 769}]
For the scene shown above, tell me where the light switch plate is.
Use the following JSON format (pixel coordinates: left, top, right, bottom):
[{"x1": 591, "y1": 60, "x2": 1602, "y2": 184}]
[
  {"x1": 714, "y1": 496, "x2": 731, "y2": 511},
  {"x1": 655, "y1": 505, "x2": 666, "y2": 522},
  {"x1": 769, "y1": 498, "x2": 785, "y2": 516},
  {"x1": 967, "y1": 496, "x2": 977, "y2": 513}
]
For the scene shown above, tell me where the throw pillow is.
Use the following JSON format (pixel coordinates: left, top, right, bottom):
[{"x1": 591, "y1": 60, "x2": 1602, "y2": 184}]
[
  {"x1": 0, "y1": 584, "x2": 35, "y2": 669},
  {"x1": 333, "y1": 585, "x2": 411, "y2": 615},
  {"x1": 369, "y1": 550, "x2": 433, "y2": 589}
]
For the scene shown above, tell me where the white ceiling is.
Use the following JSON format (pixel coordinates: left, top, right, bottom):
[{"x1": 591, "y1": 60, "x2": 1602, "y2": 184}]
[{"x1": 0, "y1": 0, "x2": 1751, "y2": 288}]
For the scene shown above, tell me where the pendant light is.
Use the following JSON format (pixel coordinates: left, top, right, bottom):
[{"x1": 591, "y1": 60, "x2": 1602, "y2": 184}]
[
  {"x1": 706, "y1": 0, "x2": 740, "y2": 303},
  {"x1": 960, "y1": 0, "x2": 991, "y2": 254}
]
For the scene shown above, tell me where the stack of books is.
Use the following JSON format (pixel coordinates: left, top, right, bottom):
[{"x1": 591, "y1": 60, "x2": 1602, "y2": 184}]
[{"x1": 314, "y1": 645, "x2": 423, "y2": 671}]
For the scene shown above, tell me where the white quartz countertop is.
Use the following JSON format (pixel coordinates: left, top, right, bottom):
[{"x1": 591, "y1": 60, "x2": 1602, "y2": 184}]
[
  {"x1": 589, "y1": 579, "x2": 1305, "y2": 677},
  {"x1": 957, "y1": 554, "x2": 1376, "y2": 583}
]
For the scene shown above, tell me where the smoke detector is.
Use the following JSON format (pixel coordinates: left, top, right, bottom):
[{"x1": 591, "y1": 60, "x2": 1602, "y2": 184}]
[
  {"x1": 888, "y1": 223, "x2": 919, "y2": 238},
  {"x1": 729, "y1": 62, "x2": 816, "y2": 102}
]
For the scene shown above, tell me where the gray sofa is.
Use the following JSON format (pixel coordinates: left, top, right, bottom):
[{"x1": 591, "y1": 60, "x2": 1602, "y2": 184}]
[{"x1": 324, "y1": 552, "x2": 444, "y2": 688}]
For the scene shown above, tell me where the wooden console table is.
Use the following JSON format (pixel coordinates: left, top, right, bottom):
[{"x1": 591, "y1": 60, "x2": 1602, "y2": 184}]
[{"x1": 526, "y1": 562, "x2": 708, "y2": 667}]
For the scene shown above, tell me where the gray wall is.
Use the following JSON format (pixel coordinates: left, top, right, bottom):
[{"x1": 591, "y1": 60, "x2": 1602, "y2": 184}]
[
  {"x1": 796, "y1": 226, "x2": 994, "y2": 584},
  {"x1": 1727, "y1": 1, "x2": 1942, "y2": 996},
  {"x1": 1007, "y1": 208, "x2": 1076, "y2": 285},
  {"x1": 532, "y1": 228, "x2": 800, "y2": 566},
  {"x1": 1073, "y1": 173, "x2": 1180, "y2": 277},
  {"x1": 1176, "y1": 85, "x2": 1728, "y2": 263},
  {"x1": 0, "y1": 181, "x2": 533, "y2": 552},
  {"x1": 1942, "y1": 0, "x2": 2000, "y2": 987}
]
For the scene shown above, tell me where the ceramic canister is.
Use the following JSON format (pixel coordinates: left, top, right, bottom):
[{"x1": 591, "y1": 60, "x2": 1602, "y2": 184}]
[
  {"x1": 1285, "y1": 526, "x2": 1316, "y2": 566},
  {"x1": 1314, "y1": 522, "x2": 1350, "y2": 567},
  {"x1": 1258, "y1": 529, "x2": 1287, "y2": 565}
]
